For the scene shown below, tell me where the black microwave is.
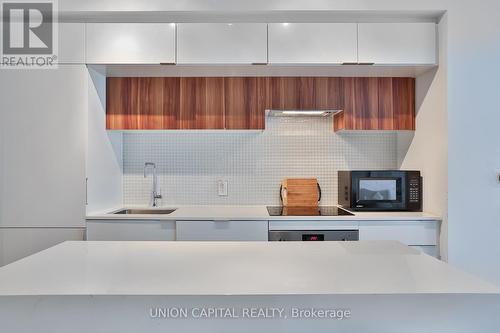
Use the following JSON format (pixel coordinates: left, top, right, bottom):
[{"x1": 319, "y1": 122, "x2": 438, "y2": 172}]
[{"x1": 338, "y1": 171, "x2": 422, "y2": 212}]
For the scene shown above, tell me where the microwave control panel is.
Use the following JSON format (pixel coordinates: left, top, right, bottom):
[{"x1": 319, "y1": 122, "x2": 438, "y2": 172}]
[{"x1": 408, "y1": 176, "x2": 421, "y2": 203}]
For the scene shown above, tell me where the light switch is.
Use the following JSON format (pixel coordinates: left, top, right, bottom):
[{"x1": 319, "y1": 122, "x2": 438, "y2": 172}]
[{"x1": 217, "y1": 180, "x2": 228, "y2": 196}]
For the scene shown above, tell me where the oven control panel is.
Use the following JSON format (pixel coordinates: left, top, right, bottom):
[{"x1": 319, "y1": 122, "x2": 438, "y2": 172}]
[{"x1": 269, "y1": 230, "x2": 359, "y2": 242}]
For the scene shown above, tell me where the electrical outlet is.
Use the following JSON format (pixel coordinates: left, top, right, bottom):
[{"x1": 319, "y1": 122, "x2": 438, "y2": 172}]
[{"x1": 217, "y1": 180, "x2": 228, "y2": 196}]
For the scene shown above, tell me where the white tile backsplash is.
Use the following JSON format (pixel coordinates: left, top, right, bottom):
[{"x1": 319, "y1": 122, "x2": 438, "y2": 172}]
[{"x1": 123, "y1": 117, "x2": 397, "y2": 206}]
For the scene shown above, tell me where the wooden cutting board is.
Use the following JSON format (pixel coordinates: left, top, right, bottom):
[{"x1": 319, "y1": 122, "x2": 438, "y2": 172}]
[{"x1": 281, "y1": 178, "x2": 321, "y2": 207}]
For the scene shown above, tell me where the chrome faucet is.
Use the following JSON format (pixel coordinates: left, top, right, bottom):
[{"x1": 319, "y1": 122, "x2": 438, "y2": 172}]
[{"x1": 144, "y1": 162, "x2": 162, "y2": 207}]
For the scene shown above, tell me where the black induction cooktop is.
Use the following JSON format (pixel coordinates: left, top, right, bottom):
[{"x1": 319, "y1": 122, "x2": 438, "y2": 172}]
[{"x1": 266, "y1": 206, "x2": 354, "y2": 217}]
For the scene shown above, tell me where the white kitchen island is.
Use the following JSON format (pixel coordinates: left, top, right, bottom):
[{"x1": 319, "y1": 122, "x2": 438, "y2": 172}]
[{"x1": 1, "y1": 241, "x2": 499, "y2": 332}]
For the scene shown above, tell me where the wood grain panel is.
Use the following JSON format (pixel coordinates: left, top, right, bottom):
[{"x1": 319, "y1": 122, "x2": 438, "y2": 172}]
[
  {"x1": 325, "y1": 77, "x2": 344, "y2": 110},
  {"x1": 298, "y1": 77, "x2": 315, "y2": 109},
  {"x1": 333, "y1": 111, "x2": 345, "y2": 131},
  {"x1": 378, "y1": 78, "x2": 394, "y2": 130},
  {"x1": 136, "y1": 77, "x2": 165, "y2": 130},
  {"x1": 279, "y1": 77, "x2": 301, "y2": 109},
  {"x1": 259, "y1": 77, "x2": 272, "y2": 112},
  {"x1": 106, "y1": 77, "x2": 130, "y2": 129},
  {"x1": 204, "y1": 77, "x2": 225, "y2": 129},
  {"x1": 224, "y1": 77, "x2": 268, "y2": 130},
  {"x1": 341, "y1": 77, "x2": 356, "y2": 130},
  {"x1": 314, "y1": 77, "x2": 330, "y2": 109},
  {"x1": 268, "y1": 77, "x2": 282, "y2": 110},
  {"x1": 179, "y1": 77, "x2": 225, "y2": 129},
  {"x1": 106, "y1": 77, "x2": 180, "y2": 130},
  {"x1": 268, "y1": 77, "x2": 344, "y2": 111},
  {"x1": 359, "y1": 77, "x2": 379, "y2": 130},
  {"x1": 393, "y1": 77, "x2": 415, "y2": 130},
  {"x1": 335, "y1": 77, "x2": 414, "y2": 131},
  {"x1": 179, "y1": 77, "x2": 199, "y2": 129},
  {"x1": 107, "y1": 77, "x2": 161, "y2": 130},
  {"x1": 162, "y1": 77, "x2": 180, "y2": 129}
]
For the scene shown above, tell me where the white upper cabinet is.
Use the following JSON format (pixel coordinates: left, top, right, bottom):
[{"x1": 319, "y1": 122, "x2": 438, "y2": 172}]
[
  {"x1": 358, "y1": 23, "x2": 437, "y2": 65},
  {"x1": 57, "y1": 23, "x2": 85, "y2": 64},
  {"x1": 177, "y1": 23, "x2": 267, "y2": 64},
  {"x1": 85, "y1": 23, "x2": 176, "y2": 64},
  {"x1": 268, "y1": 23, "x2": 357, "y2": 64}
]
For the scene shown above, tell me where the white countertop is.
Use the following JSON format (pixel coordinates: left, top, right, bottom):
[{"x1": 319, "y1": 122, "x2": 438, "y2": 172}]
[
  {"x1": 86, "y1": 205, "x2": 441, "y2": 221},
  {"x1": 0, "y1": 241, "x2": 497, "y2": 296}
]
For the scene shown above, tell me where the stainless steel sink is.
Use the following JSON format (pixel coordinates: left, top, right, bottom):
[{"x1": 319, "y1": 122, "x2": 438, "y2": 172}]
[{"x1": 112, "y1": 209, "x2": 177, "y2": 215}]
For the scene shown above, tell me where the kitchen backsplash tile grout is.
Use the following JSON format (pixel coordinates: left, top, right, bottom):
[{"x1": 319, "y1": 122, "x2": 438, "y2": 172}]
[{"x1": 123, "y1": 117, "x2": 397, "y2": 206}]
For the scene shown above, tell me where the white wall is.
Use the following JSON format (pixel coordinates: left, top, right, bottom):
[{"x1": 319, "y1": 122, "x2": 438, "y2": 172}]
[
  {"x1": 397, "y1": 15, "x2": 448, "y2": 259},
  {"x1": 86, "y1": 68, "x2": 123, "y2": 214},
  {"x1": 445, "y1": 1, "x2": 500, "y2": 284}
]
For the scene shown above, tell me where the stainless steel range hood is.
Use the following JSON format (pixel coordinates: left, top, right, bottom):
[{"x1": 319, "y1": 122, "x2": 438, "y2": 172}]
[{"x1": 266, "y1": 109, "x2": 342, "y2": 117}]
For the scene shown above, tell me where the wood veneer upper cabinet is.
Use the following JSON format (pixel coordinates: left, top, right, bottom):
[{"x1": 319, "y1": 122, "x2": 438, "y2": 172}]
[
  {"x1": 224, "y1": 77, "x2": 269, "y2": 130},
  {"x1": 352, "y1": 77, "x2": 379, "y2": 130},
  {"x1": 106, "y1": 77, "x2": 179, "y2": 130},
  {"x1": 377, "y1": 77, "x2": 395, "y2": 130},
  {"x1": 334, "y1": 77, "x2": 415, "y2": 131},
  {"x1": 106, "y1": 76, "x2": 414, "y2": 131},
  {"x1": 179, "y1": 77, "x2": 225, "y2": 129},
  {"x1": 392, "y1": 78, "x2": 416, "y2": 130},
  {"x1": 268, "y1": 77, "x2": 343, "y2": 110},
  {"x1": 106, "y1": 77, "x2": 225, "y2": 130}
]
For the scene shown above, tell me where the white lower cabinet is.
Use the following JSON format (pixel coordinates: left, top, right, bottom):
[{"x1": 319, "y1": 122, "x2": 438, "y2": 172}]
[
  {"x1": 359, "y1": 220, "x2": 440, "y2": 257},
  {"x1": 85, "y1": 218, "x2": 439, "y2": 258},
  {"x1": 176, "y1": 220, "x2": 268, "y2": 241},
  {"x1": 86, "y1": 220, "x2": 176, "y2": 241}
]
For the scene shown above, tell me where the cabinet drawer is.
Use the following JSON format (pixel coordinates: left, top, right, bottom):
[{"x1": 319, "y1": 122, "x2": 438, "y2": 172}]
[
  {"x1": 359, "y1": 221, "x2": 438, "y2": 246},
  {"x1": 86, "y1": 220, "x2": 176, "y2": 241},
  {"x1": 176, "y1": 220, "x2": 268, "y2": 241}
]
